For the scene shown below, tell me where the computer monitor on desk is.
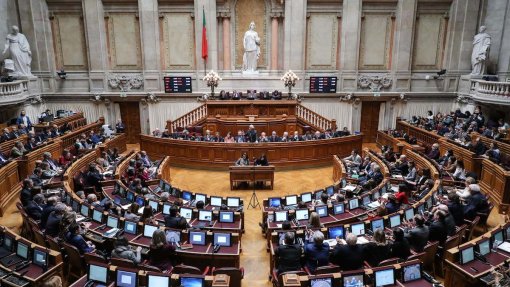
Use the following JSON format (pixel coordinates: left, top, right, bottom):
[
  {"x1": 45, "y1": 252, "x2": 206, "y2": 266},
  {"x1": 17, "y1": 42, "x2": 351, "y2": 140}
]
[
  {"x1": 227, "y1": 197, "x2": 240, "y2": 208},
  {"x1": 373, "y1": 267, "x2": 395, "y2": 287},
  {"x1": 88, "y1": 263, "x2": 108, "y2": 285},
  {"x1": 80, "y1": 204, "x2": 90, "y2": 217},
  {"x1": 315, "y1": 205, "x2": 328, "y2": 217},
  {"x1": 190, "y1": 231, "x2": 206, "y2": 246},
  {"x1": 295, "y1": 209, "x2": 309, "y2": 221},
  {"x1": 348, "y1": 198, "x2": 359, "y2": 210},
  {"x1": 371, "y1": 218, "x2": 384, "y2": 233},
  {"x1": 333, "y1": 203, "x2": 344, "y2": 215},
  {"x1": 180, "y1": 276, "x2": 204, "y2": 287},
  {"x1": 92, "y1": 209, "x2": 104, "y2": 223},
  {"x1": 274, "y1": 211, "x2": 288, "y2": 222},
  {"x1": 33, "y1": 248, "x2": 48, "y2": 269},
  {"x1": 210, "y1": 196, "x2": 222, "y2": 207},
  {"x1": 310, "y1": 276, "x2": 333, "y2": 287},
  {"x1": 268, "y1": 197, "x2": 281, "y2": 208},
  {"x1": 219, "y1": 211, "x2": 234, "y2": 223},
  {"x1": 350, "y1": 222, "x2": 365, "y2": 236},
  {"x1": 116, "y1": 268, "x2": 137, "y2": 287},
  {"x1": 477, "y1": 239, "x2": 491, "y2": 256},
  {"x1": 198, "y1": 210, "x2": 213, "y2": 221},
  {"x1": 401, "y1": 262, "x2": 422, "y2": 283},
  {"x1": 342, "y1": 271, "x2": 364, "y2": 287},
  {"x1": 328, "y1": 226, "x2": 344, "y2": 239},
  {"x1": 147, "y1": 274, "x2": 169, "y2": 287},
  {"x1": 300, "y1": 192, "x2": 312, "y2": 203},
  {"x1": 107, "y1": 215, "x2": 119, "y2": 228},
  {"x1": 460, "y1": 246, "x2": 475, "y2": 265},
  {"x1": 389, "y1": 214, "x2": 401, "y2": 228},
  {"x1": 143, "y1": 224, "x2": 158, "y2": 238},
  {"x1": 124, "y1": 221, "x2": 137, "y2": 235},
  {"x1": 195, "y1": 193, "x2": 207, "y2": 205},
  {"x1": 285, "y1": 195, "x2": 297, "y2": 206},
  {"x1": 213, "y1": 233, "x2": 231, "y2": 247},
  {"x1": 180, "y1": 207, "x2": 193, "y2": 220}
]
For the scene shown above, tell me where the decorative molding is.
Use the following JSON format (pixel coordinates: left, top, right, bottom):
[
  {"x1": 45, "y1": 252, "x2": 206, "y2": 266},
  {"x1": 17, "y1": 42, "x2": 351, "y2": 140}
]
[
  {"x1": 29, "y1": 95, "x2": 43, "y2": 105},
  {"x1": 358, "y1": 74, "x2": 392, "y2": 92},
  {"x1": 107, "y1": 74, "x2": 144, "y2": 92},
  {"x1": 146, "y1": 93, "x2": 160, "y2": 104},
  {"x1": 456, "y1": 95, "x2": 473, "y2": 105}
]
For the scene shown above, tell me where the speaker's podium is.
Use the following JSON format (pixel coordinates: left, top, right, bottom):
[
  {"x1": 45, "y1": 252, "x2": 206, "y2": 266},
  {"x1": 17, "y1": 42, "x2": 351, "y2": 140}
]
[{"x1": 229, "y1": 165, "x2": 275, "y2": 190}]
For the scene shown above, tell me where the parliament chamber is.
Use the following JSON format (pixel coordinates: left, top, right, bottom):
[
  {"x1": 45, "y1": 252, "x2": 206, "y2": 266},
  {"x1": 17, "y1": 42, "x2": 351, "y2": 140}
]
[{"x1": 2, "y1": 0, "x2": 510, "y2": 286}]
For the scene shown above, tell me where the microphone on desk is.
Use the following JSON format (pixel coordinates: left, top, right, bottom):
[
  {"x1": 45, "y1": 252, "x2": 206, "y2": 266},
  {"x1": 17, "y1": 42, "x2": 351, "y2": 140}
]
[{"x1": 213, "y1": 244, "x2": 221, "y2": 253}]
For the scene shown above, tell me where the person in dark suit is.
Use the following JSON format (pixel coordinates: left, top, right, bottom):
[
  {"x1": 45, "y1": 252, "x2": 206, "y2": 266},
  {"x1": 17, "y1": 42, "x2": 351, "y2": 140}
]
[
  {"x1": 254, "y1": 154, "x2": 269, "y2": 166},
  {"x1": 330, "y1": 233, "x2": 364, "y2": 271},
  {"x1": 0, "y1": 152, "x2": 8, "y2": 166},
  {"x1": 245, "y1": 125, "x2": 257, "y2": 143},
  {"x1": 1, "y1": 128, "x2": 13, "y2": 142},
  {"x1": 19, "y1": 178, "x2": 34, "y2": 206},
  {"x1": 427, "y1": 143, "x2": 440, "y2": 161},
  {"x1": 404, "y1": 215, "x2": 429, "y2": 252},
  {"x1": 42, "y1": 152, "x2": 59, "y2": 172},
  {"x1": 25, "y1": 137, "x2": 37, "y2": 151},
  {"x1": 463, "y1": 184, "x2": 489, "y2": 220},
  {"x1": 275, "y1": 232, "x2": 302, "y2": 275},
  {"x1": 40, "y1": 196, "x2": 58, "y2": 228},
  {"x1": 269, "y1": 131, "x2": 280, "y2": 142},
  {"x1": 472, "y1": 137, "x2": 486, "y2": 156},
  {"x1": 390, "y1": 228, "x2": 411, "y2": 260},
  {"x1": 163, "y1": 206, "x2": 189, "y2": 229},
  {"x1": 304, "y1": 231, "x2": 330, "y2": 273},
  {"x1": 86, "y1": 163, "x2": 104, "y2": 192},
  {"x1": 25, "y1": 194, "x2": 45, "y2": 221},
  {"x1": 446, "y1": 192, "x2": 465, "y2": 226},
  {"x1": 363, "y1": 228, "x2": 391, "y2": 267},
  {"x1": 115, "y1": 119, "x2": 125, "y2": 133},
  {"x1": 65, "y1": 223, "x2": 94, "y2": 254},
  {"x1": 290, "y1": 131, "x2": 302, "y2": 142},
  {"x1": 29, "y1": 168, "x2": 43, "y2": 186},
  {"x1": 428, "y1": 210, "x2": 448, "y2": 244},
  {"x1": 45, "y1": 203, "x2": 66, "y2": 237}
]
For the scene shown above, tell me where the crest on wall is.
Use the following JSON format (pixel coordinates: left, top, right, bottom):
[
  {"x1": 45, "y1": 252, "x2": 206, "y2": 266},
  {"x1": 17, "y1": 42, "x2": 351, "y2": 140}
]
[
  {"x1": 107, "y1": 74, "x2": 144, "y2": 92},
  {"x1": 358, "y1": 74, "x2": 392, "y2": 92}
]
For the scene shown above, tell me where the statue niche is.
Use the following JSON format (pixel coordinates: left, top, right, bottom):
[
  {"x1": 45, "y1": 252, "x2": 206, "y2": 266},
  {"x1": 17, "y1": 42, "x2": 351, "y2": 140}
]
[{"x1": 235, "y1": 0, "x2": 267, "y2": 70}]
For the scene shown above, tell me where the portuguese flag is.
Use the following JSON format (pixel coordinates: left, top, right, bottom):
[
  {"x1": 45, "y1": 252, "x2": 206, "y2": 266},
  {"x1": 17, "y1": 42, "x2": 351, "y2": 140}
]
[{"x1": 201, "y1": 7, "x2": 208, "y2": 60}]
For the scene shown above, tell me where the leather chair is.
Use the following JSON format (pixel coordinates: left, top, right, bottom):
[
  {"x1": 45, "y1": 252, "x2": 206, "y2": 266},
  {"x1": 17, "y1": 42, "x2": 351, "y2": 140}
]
[
  {"x1": 464, "y1": 216, "x2": 480, "y2": 241},
  {"x1": 212, "y1": 267, "x2": 244, "y2": 287},
  {"x1": 62, "y1": 242, "x2": 85, "y2": 281},
  {"x1": 378, "y1": 257, "x2": 401, "y2": 267},
  {"x1": 110, "y1": 257, "x2": 137, "y2": 268},
  {"x1": 421, "y1": 241, "x2": 439, "y2": 275},
  {"x1": 84, "y1": 252, "x2": 108, "y2": 265},
  {"x1": 303, "y1": 264, "x2": 341, "y2": 275}
]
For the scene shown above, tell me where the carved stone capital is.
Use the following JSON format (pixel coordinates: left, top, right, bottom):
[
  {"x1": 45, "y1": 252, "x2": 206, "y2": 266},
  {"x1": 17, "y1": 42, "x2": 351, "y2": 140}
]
[
  {"x1": 217, "y1": 11, "x2": 231, "y2": 18},
  {"x1": 29, "y1": 95, "x2": 43, "y2": 105},
  {"x1": 455, "y1": 95, "x2": 473, "y2": 105},
  {"x1": 107, "y1": 74, "x2": 144, "y2": 92},
  {"x1": 358, "y1": 74, "x2": 393, "y2": 92},
  {"x1": 270, "y1": 12, "x2": 284, "y2": 19},
  {"x1": 145, "y1": 92, "x2": 160, "y2": 104}
]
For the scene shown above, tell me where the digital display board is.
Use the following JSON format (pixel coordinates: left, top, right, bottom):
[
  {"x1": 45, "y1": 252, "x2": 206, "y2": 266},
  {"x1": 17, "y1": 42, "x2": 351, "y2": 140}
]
[
  {"x1": 309, "y1": 77, "x2": 337, "y2": 93},
  {"x1": 164, "y1": 77, "x2": 192, "y2": 93}
]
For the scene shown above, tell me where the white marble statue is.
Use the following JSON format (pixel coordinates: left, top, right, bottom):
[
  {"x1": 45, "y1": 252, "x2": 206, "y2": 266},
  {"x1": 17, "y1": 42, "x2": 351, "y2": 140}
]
[
  {"x1": 471, "y1": 25, "x2": 491, "y2": 76},
  {"x1": 2, "y1": 25, "x2": 32, "y2": 77},
  {"x1": 242, "y1": 21, "x2": 260, "y2": 73}
]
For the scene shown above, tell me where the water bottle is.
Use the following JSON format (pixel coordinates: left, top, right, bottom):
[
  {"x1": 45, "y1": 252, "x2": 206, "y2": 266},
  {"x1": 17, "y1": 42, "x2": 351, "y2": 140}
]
[{"x1": 493, "y1": 240, "x2": 500, "y2": 253}]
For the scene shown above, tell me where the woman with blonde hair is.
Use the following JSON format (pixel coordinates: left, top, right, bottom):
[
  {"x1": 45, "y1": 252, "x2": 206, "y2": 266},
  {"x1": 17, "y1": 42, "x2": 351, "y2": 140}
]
[
  {"x1": 363, "y1": 228, "x2": 391, "y2": 267},
  {"x1": 149, "y1": 229, "x2": 175, "y2": 271}
]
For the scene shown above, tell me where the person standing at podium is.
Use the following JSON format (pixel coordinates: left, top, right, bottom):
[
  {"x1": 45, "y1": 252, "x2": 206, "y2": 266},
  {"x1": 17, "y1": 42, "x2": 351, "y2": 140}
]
[{"x1": 235, "y1": 152, "x2": 250, "y2": 166}]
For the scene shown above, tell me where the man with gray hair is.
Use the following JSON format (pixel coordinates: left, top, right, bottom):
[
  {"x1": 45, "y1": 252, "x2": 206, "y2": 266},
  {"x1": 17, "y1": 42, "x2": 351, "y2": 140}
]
[
  {"x1": 245, "y1": 124, "x2": 257, "y2": 143},
  {"x1": 159, "y1": 192, "x2": 170, "y2": 203},
  {"x1": 304, "y1": 231, "x2": 329, "y2": 273},
  {"x1": 330, "y1": 233, "x2": 364, "y2": 271},
  {"x1": 45, "y1": 203, "x2": 67, "y2": 237},
  {"x1": 275, "y1": 232, "x2": 302, "y2": 275},
  {"x1": 42, "y1": 152, "x2": 59, "y2": 171}
]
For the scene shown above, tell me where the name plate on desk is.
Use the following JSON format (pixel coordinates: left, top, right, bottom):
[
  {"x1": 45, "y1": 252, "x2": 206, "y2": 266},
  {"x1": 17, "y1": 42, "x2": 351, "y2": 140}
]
[
  {"x1": 212, "y1": 274, "x2": 230, "y2": 287},
  {"x1": 282, "y1": 274, "x2": 301, "y2": 286}
]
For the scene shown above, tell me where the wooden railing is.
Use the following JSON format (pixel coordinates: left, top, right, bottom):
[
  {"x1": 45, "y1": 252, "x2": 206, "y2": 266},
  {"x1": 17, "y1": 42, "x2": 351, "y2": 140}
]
[
  {"x1": 156, "y1": 156, "x2": 171, "y2": 182},
  {"x1": 296, "y1": 104, "x2": 337, "y2": 132},
  {"x1": 60, "y1": 117, "x2": 104, "y2": 150},
  {"x1": 395, "y1": 120, "x2": 442, "y2": 150},
  {"x1": 167, "y1": 105, "x2": 208, "y2": 132},
  {"x1": 0, "y1": 80, "x2": 28, "y2": 96},
  {"x1": 0, "y1": 161, "x2": 20, "y2": 216}
]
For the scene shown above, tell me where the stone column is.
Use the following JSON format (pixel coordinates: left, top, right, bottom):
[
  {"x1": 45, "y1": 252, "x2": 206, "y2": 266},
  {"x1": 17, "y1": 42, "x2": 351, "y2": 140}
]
[
  {"x1": 221, "y1": 13, "x2": 231, "y2": 71},
  {"x1": 283, "y1": 0, "x2": 307, "y2": 71},
  {"x1": 483, "y1": 0, "x2": 510, "y2": 78},
  {"x1": 82, "y1": 0, "x2": 109, "y2": 91},
  {"x1": 138, "y1": 0, "x2": 161, "y2": 90},
  {"x1": 194, "y1": 0, "x2": 218, "y2": 72},
  {"x1": 18, "y1": 0, "x2": 55, "y2": 78},
  {"x1": 270, "y1": 14, "x2": 280, "y2": 70},
  {"x1": 340, "y1": 0, "x2": 362, "y2": 72},
  {"x1": 392, "y1": 0, "x2": 417, "y2": 78},
  {"x1": 444, "y1": 0, "x2": 481, "y2": 74}
]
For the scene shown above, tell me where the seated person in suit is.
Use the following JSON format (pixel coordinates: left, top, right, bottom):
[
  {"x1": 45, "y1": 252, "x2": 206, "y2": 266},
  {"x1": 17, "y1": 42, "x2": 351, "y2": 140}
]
[
  {"x1": 43, "y1": 152, "x2": 60, "y2": 171},
  {"x1": 65, "y1": 223, "x2": 95, "y2": 254},
  {"x1": 20, "y1": 178, "x2": 34, "y2": 206},
  {"x1": 414, "y1": 179, "x2": 435, "y2": 200},
  {"x1": 26, "y1": 194, "x2": 45, "y2": 221},
  {"x1": 304, "y1": 231, "x2": 329, "y2": 273},
  {"x1": 45, "y1": 203, "x2": 67, "y2": 237},
  {"x1": 124, "y1": 203, "x2": 141, "y2": 222},
  {"x1": 446, "y1": 192, "x2": 465, "y2": 226},
  {"x1": 275, "y1": 232, "x2": 302, "y2": 275},
  {"x1": 235, "y1": 130, "x2": 246, "y2": 143},
  {"x1": 116, "y1": 119, "x2": 125, "y2": 133},
  {"x1": 427, "y1": 143, "x2": 441, "y2": 160},
  {"x1": 254, "y1": 153, "x2": 269, "y2": 166},
  {"x1": 258, "y1": 132, "x2": 269, "y2": 143},
  {"x1": 30, "y1": 167, "x2": 44, "y2": 186},
  {"x1": 111, "y1": 236, "x2": 142, "y2": 264},
  {"x1": 25, "y1": 137, "x2": 37, "y2": 151},
  {"x1": 10, "y1": 141, "x2": 26, "y2": 158},
  {"x1": 164, "y1": 206, "x2": 189, "y2": 229},
  {"x1": 363, "y1": 228, "x2": 391, "y2": 267},
  {"x1": 58, "y1": 149, "x2": 74, "y2": 167},
  {"x1": 404, "y1": 161, "x2": 417, "y2": 182},
  {"x1": 330, "y1": 233, "x2": 364, "y2": 271},
  {"x1": 343, "y1": 149, "x2": 362, "y2": 167},
  {"x1": 280, "y1": 131, "x2": 289, "y2": 142},
  {"x1": 269, "y1": 131, "x2": 280, "y2": 142},
  {"x1": 384, "y1": 195, "x2": 400, "y2": 214},
  {"x1": 203, "y1": 130, "x2": 214, "y2": 142},
  {"x1": 484, "y1": 142, "x2": 501, "y2": 163},
  {"x1": 390, "y1": 228, "x2": 411, "y2": 260},
  {"x1": 427, "y1": 210, "x2": 448, "y2": 244},
  {"x1": 86, "y1": 163, "x2": 104, "y2": 192},
  {"x1": 404, "y1": 215, "x2": 429, "y2": 252},
  {"x1": 290, "y1": 131, "x2": 302, "y2": 142},
  {"x1": 391, "y1": 154, "x2": 409, "y2": 175},
  {"x1": 235, "y1": 152, "x2": 250, "y2": 166},
  {"x1": 463, "y1": 184, "x2": 489, "y2": 220},
  {"x1": 1, "y1": 128, "x2": 13, "y2": 142},
  {"x1": 149, "y1": 229, "x2": 175, "y2": 271}
]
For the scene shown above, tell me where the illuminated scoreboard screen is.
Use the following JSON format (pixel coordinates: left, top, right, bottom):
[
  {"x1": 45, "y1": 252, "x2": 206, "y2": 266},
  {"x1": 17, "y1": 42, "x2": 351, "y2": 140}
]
[
  {"x1": 164, "y1": 77, "x2": 192, "y2": 93},
  {"x1": 309, "y1": 77, "x2": 337, "y2": 93}
]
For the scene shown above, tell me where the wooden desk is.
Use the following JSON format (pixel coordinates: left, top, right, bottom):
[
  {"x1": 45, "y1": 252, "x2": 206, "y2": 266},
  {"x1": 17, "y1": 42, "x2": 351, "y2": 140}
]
[
  {"x1": 140, "y1": 134, "x2": 363, "y2": 168},
  {"x1": 438, "y1": 138, "x2": 483, "y2": 178},
  {"x1": 395, "y1": 120, "x2": 442, "y2": 150},
  {"x1": 0, "y1": 161, "x2": 19, "y2": 216},
  {"x1": 229, "y1": 166, "x2": 275, "y2": 190},
  {"x1": 376, "y1": 131, "x2": 405, "y2": 154}
]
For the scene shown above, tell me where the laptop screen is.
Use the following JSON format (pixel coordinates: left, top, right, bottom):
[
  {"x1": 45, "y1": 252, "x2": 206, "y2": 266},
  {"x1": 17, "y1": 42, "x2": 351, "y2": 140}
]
[
  {"x1": 3, "y1": 235, "x2": 13, "y2": 251},
  {"x1": 166, "y1": 230, "x2": 180, "y2": 244},
  {"x1": 210, "y1": 196, "x2": 222, "y2": 207},
  {"x1": 460, "y1": 246, "x2": 475, "y2": 264},
  {"x1": 362, "y1": 196, "x2": 371, "y2": 206},
  {"x1": 180, "y1": 277, "x2": 204, "y2": 287},
  {"x1": 402, "y1": 263, "x2": 422, "y2": 282},
  {"x1": 285, "y1": 195, "x2": 297, "y2": 206},
  {"x1": 349, "y1": 198, "x2": 359, "y2": 210},
  {"x1": 80, "y1": 204, "x2": 89, "y2": 217},
  {"x1": 301, "y1": 193, "x2": 312, "y2": 203},
  {"x1": 351, "y1": 223, "x2": 365, "y2": 236},
  {"x1": 143, "y1": 224, "x2": 158, "y2": 238},
  {"x1": 328, "y1": 226, "x2": 344, "y2": 239},
  {"x1": 374, "y1": 268, "x2": 395, "y2": 287},
  {"x1": 274, "y1": 211, "x2": 288, "y2": 222},
  {"x1": 371, "y1": 218, "x2": 384, "y2": 232},
  {"x1": 295, "y1": 209, "x2": 309, "y2": 221},
  {"x1": 478, "y1": 239, "x2": 491, "y2": 256},
  {"x1": 16, "y1": 241, "x2": 29, "y2": 259},
  {"x1": 107, "y1": 216, "x2": 119, "y2": 228},
  {"x1": 333, "y1": 203, "x2": 344, "y2": 215},
  {"x1": 33, "y1": 249, "x2": 47, "y2": 268},
  {"x1": 124, "y1": 221, "x2": 137, "y2": 235},
  {"x1": 190, "y1": 232, "x2": 206, "y2": 245},
  {"x1": 116, "y1": 269, "x2": 137, "y2": 287},
  {"x1": 389, "y1": 214, "x2": 401, "y2": 228},
  {"x1": 342, "y1": 273, "x2": 364, "y2": 287},
  {"x1": 89, "y1": 264, "x2": 108, "y2": 284},
  {"x1": 326, "y1": 185, "x2": 335, "y2": 195},
  {"x1": 268, "y1": 198, "x2": 281, "y2": 208},
  {"x1": 147, "y1": 275, "x2": 169, "y2": 287},
  {"x1": 198, "y1": 210, "x2": 213, "y2": 221},
  {"x1": 162, "y1": 204, "x2": 171, "y2": 215},
  {"x1": 135, "y1": 196, "x2": 145, "y2": 207},
  {"x1": 194, "y1": 194, "x2": 206, "y2": 205},
  {"x1": 219, "y1": 211, "x2": 234, "y2": 223},
  {"x1": 315, "y1": 205, "x2": 328, "y2": 217},
  {"x1": 310, "y1": 277, "x2": 332, "y2": 287},
  {"x1": 405, "y1": 208, "x2": 414, "y2": 221},
  {"x1": 92, "y1": 210, "x2": 103, "y2": 223},
  {"x1": 182, "y1": 191, "x2": 192, "y2": 201},
  {"x1": 148, "y1": 200, "x2": 158, "y2": 212},
  {"x1": 213, "y1": 233, "x2": 231, "y2": 247},
  {"x1": 227, "y1": 197, "x2": 240, "y2": 207},
  {"x1": 180, "y1": 207, "x2": 193, "y2": 220}
]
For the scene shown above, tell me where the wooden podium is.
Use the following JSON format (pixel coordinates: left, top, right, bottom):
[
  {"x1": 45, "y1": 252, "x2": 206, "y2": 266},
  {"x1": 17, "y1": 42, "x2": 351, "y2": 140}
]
[{"x1": 229, "y1": 165, "x2": 275, "y2": 190}]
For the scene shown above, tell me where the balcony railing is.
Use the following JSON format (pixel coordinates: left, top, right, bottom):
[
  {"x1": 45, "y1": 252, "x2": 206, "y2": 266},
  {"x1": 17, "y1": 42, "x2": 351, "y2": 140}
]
[
  {"x1": 0, "y1": 80, "x2": 31, "y2": 105},
  {"x1": 475, "y1": 80, "x2": 510, "y2": 97}
]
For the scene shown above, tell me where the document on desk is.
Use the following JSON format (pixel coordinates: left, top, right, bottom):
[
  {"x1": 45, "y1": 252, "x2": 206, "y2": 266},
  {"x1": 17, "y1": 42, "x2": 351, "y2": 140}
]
[
  {"x1": 497, "y1": 242, "x2": 510, "y2": 253},
  {"x1": 392, "y1": 175, "x2": 403, "y2": 180},
  {"x1": 342, "y1": 185, "x2": 357, "y2": 192}
]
